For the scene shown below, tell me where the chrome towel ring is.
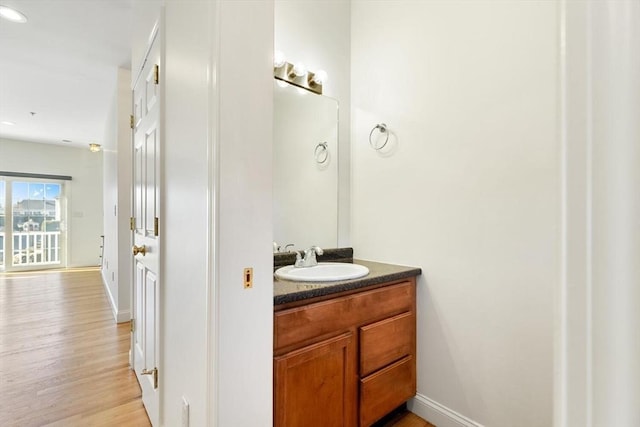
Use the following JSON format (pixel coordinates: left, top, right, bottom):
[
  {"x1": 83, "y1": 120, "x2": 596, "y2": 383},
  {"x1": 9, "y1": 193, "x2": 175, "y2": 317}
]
[
  {"x1": 314, "y1": 141, "x2": 329, "y2": 164},
  {"x1": 369, "y1": 123, "x2": 389, "y2": 150}
]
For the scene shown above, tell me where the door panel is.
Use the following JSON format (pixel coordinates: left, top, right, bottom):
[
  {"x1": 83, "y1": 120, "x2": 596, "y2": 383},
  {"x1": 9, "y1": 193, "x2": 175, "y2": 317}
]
[
  {"x1": 134, "y1": 262, "x2": 144, "y2": 361},
  {"x1": 144, "y1": 126, "x2": 158, "y2": 236},
  {"x1": 145, "y1": 65, "x2": 158, "y2": 112},
  {"x1": 134, "y1": 141, "x2": 144, "y2": 234},
  {"x1": 144, "y1": 271, "x2": 158, "y2": 374}
]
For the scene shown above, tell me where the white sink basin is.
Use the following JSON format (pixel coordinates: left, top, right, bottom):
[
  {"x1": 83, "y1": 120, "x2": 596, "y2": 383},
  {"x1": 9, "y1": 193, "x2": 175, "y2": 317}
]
[{"x1": 275, "y1": 262, "x2": 369, "y2": 282}]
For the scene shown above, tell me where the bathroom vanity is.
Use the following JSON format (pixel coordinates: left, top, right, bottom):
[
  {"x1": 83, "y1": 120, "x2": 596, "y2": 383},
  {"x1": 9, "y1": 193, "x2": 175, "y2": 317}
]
[{"x1": 273, "y1": 258, "x2": 421, "y2": 427}]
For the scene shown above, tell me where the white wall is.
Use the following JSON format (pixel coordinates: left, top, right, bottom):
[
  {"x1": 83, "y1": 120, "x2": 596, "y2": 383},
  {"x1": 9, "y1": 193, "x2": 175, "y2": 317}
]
[
  {"x1": 275, "y1": 0, "x2": 351, "y2": 246},
  {"x1": 101, "y1": 67, "x2": 132, "y2": 323},
  {"x1": 351, "y1": 2, "x2": 558, "y2": 426},
  {"x1": 215, "y1": 0, "x2": 274, "y2": 425},
  {"x1": 0, "y1": 138, "x2": 103, "y2": 268},
  {"x1": 160, "y1": 3, "x2": 211, "y2": 424}
]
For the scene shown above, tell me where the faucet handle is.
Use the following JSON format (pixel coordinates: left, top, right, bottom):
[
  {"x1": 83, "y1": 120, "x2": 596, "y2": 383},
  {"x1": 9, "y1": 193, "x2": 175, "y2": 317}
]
[
  {"x1": 308, "y1": 245, "x2": 323, "y2": 256},
  {"x1": 294, "y1": 251, "x2": 303, "y2": 267}
]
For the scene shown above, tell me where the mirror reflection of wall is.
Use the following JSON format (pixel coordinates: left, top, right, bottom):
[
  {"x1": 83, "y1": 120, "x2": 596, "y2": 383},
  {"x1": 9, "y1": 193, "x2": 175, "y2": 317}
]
[{"x1": 273, "y1": 81, "x2": 339, "y2": 252}]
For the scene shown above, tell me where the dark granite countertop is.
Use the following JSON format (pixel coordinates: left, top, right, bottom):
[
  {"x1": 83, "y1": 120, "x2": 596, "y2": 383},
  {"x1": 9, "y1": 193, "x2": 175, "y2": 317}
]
[{"x1": 274, "y1": 259, "x2": 422, "y2": 306}]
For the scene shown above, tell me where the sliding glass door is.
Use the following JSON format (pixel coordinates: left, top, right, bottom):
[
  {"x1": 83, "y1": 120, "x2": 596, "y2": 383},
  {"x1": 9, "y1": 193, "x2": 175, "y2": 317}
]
[
  {"x1": 0, "y1": 180, "x2": 5, "y2": 268},
  {"x1": 0, "y1": 178, "x2": 66, "y2": 271}
]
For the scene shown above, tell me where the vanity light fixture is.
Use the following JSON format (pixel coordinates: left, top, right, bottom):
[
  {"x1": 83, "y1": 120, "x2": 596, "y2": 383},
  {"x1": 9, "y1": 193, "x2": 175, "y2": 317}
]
[
  {"x1": 292, "y1": 63, "x2": 307, "y2": 77},
  {"x1": 89, "y1": 143, "x2": 102, "y2": 153},
  {"x1": 273, "y1": 55, "x2": 327, "y2": 95},
  {"x1": 0, "y1": 5, "x2": 28, "y2": 23},
  {"x1": 311, "y1": 70, "x2": 328, "y2": 85},
  {"x1": 274, "y1": 51, "x2": 286, "y2": 68}
]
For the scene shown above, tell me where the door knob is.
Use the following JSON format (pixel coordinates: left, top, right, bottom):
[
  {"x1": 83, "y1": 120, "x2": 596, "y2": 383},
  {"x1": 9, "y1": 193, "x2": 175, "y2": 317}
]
[{"x1": 132, "y1": 245, "x2": 146, "y2": 256}]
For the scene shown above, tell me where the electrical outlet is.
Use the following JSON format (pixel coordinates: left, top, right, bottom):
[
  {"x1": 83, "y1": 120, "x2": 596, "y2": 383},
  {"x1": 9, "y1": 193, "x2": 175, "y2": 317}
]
[
  {"x1": 181, "y1": 396, "x2": 189, "y2": 427},
  {"x1": 244, "y1": 267, "x2": 253, "y2": 289}
]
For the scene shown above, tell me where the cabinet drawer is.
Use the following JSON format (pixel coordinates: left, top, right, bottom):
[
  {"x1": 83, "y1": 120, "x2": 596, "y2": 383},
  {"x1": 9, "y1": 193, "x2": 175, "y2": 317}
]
[
  {"x1": 275, "y1": 281, "x2": 414, "y2": 351},
  {"x1": 360, "y1": 311, "x2": 414, "y2": 376},
  {"x1": 360, "y1": 356, "x2": 416, "y2": 427}
]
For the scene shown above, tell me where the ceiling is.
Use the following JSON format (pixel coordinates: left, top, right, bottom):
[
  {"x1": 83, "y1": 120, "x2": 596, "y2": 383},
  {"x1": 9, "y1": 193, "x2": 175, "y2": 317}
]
[{"x1": 0, "y1": 0, "x2": 133, "y2": 149}]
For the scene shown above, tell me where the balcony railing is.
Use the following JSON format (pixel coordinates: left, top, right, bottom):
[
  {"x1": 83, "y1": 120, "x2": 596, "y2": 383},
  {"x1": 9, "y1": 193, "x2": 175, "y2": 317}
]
[{"x1": 11, "y1": 231, "x2": 61, "y2": 266}]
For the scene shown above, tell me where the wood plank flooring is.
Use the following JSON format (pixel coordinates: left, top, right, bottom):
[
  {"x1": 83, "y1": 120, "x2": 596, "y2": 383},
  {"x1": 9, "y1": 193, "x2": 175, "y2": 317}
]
[
  {"x1": 0, "y1": 268, "x2": 434, "y2": 427},
  {"x1": 0, "y1": 268, "x2": 150, "y2": 427},
  {"x1": 382, "y1": 411, "x2": 436, "y2": 427}
]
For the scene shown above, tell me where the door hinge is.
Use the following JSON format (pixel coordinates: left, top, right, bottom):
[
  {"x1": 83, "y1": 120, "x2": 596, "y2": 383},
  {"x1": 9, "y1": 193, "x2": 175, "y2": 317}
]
[
  {"x1": 130, "y1": 319, "x2": 135, "y2": 333},
  {"x1": 130, "y1": 217, "x2": 135, "y2": 231},
  {"x1": 142, "y1": 367, "x2": 158, "y2": 389},
  {"x1": 154, "y1": 217, "x2": 159, "y2": 236},
  {"x1": 130, "y1": 114, "x2": 134, "y2": 129},
  {"x1": 153, "y1": 64, "x2": 159, "y2": 85}
]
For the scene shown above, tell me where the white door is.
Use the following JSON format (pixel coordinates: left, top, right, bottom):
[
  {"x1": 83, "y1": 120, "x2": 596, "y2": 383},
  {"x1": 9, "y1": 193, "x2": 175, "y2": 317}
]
[{"x1": 131, "y1": 35, "x2": 161, "y2": 427}]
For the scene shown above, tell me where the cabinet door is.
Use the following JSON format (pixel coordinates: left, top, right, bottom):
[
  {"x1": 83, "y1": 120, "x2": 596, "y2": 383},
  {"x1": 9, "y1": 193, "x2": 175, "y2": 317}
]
[{"x1": 274, "y1": 332, "x2": 357, "y2": 427}]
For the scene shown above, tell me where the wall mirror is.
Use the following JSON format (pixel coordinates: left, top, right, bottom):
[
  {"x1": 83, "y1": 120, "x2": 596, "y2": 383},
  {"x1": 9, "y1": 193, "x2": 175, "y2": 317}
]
[{"x1": 273, "y1": 81, "x2": 339, "y2": 252}]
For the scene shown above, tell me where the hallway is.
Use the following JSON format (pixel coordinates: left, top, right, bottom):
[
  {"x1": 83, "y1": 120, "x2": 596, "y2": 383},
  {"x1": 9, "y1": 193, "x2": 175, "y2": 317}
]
[{"x1": 0, "y1": 268, "x2": 149, "y2": 426}]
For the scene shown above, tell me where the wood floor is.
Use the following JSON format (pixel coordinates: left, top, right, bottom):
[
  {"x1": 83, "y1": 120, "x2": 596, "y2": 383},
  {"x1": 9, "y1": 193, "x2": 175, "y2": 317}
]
[
  {"x1": 0, "y1": 267, "x2": 433, "y2": 427},
  {"x1": 381, "y1": 411, "x2": 436, "y2": 427},
  {"x1": 0, "y1": 268, "x2": 150, "y2": 427}
]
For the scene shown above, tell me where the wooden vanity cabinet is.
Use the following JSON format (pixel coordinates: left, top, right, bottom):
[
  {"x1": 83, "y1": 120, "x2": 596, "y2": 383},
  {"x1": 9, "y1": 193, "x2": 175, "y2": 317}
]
[{"x1": 274, "y1": 278, "x2": 417, "y2": 427}]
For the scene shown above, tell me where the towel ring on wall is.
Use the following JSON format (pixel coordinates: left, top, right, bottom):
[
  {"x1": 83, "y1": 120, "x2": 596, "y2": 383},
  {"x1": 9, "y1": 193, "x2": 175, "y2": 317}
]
[
  {"x1": 314, "y1": 141, "x2": 329, "y2": 164},
  {"x1": 369, "y1": 123, "x2": 389, "y2": 150}
]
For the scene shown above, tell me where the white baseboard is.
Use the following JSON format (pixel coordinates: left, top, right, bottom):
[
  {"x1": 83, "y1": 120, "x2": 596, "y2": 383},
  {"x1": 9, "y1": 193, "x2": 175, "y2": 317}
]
[
  {"x1": 408, "y1": 393, "x2": 484, "y2": 427},
  {"x1": 100, "y1": 269, "x2": 131, "y2": 324}
]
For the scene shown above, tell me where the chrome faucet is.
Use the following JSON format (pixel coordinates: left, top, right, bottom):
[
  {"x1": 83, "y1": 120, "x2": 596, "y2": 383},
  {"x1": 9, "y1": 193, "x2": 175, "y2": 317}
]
[{"x1": 294, "y1": 246, "x2": 324, "y2": 268}]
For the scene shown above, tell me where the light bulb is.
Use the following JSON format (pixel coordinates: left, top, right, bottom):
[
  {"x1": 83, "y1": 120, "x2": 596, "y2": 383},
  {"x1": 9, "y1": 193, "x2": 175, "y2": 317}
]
[
  {"x1": 273, "y1": 51, "x2": 286, "y2": 68},
  {"x1": 293, "y1": 63, "x2": 306, "y2": 77},
  {"x1": 0, "y1": 5, "x2": 28, "y2": 23},
  {"x1": 312, "y1": 70, "x2": 328, "y2": 85}
]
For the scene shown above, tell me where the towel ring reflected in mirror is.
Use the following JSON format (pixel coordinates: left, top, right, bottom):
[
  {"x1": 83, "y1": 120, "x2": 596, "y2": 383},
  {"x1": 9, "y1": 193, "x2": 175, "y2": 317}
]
[
  {"x1": 369, "y1": 123, "x2": 390, "y2": 150},
  {"x1": 314, "y1": 141, "x2": 329, "y2": 164}
]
